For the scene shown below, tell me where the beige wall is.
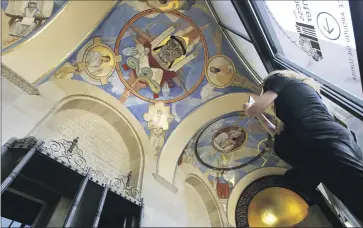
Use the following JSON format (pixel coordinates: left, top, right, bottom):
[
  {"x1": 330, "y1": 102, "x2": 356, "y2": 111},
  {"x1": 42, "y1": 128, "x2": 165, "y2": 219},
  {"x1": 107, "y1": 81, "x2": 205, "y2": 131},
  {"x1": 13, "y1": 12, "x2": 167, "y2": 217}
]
[
  {"x1": 177, "y1": 163, "x2": 227, "y2": 226},
  {"x1": 2, "y1": 77, "x2": 41, "y2": 142},
  {"x1": 34, "y1": 108, "x2": 131, "y2": 182},
  {"x1": 185, "y1": 183, "x2": 211, "y2": 227},
  {"x1": 2, "y1": 1, "x2": 117, "y2": 84},
  {"x1": 1, "y1": 78, "x2": 214, "y2": 226}
]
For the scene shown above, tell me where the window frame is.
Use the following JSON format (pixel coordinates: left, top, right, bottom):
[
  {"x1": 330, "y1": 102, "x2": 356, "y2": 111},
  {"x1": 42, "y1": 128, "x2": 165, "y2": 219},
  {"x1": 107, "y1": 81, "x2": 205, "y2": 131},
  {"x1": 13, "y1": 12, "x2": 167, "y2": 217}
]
[
  {"x1": 231, "y1": 0, "x2": 363, "y2": 121},
  {"x1": 205, "y1": 0, "x2": 264, "y2": 85}
]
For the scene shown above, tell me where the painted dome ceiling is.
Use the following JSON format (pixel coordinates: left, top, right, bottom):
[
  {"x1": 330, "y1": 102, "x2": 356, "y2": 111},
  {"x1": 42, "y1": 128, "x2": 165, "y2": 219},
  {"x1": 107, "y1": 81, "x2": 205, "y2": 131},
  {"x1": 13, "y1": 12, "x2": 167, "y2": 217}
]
[{"x1": 178, "y1": 111, "x2": 290, "y2": 199}]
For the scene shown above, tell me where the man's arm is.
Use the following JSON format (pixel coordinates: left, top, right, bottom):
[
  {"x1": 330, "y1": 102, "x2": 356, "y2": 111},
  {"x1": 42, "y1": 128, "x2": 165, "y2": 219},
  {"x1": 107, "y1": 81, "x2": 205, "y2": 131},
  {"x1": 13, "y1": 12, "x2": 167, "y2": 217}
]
[
  {"x1": 245, "y1": 91, "x2": 278, "y2": 117},
  {"x1": 244, "y1": 91, "x2": 279, "y2": 136},
  {"x1": 257, "y1": 114, "x2": 276, "y2": 137}
]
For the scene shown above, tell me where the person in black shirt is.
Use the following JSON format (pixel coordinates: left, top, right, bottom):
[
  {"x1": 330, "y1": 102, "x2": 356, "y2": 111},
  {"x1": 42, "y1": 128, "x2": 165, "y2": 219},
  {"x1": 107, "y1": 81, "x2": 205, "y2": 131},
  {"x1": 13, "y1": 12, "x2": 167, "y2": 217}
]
[{"x1": 244, "y1": 70, "x2": 363, "y2": 223}]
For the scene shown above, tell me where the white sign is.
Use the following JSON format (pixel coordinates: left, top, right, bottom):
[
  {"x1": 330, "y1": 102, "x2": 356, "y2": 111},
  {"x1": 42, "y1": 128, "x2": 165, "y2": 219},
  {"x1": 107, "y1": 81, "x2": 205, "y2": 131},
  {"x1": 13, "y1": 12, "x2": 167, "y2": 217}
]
[
  {"x1": 266, "y1": 1, "x2": 356, "y2": 48},
  {"x1": 265, "y1": 0, "x2": 361, "y2": 98}
]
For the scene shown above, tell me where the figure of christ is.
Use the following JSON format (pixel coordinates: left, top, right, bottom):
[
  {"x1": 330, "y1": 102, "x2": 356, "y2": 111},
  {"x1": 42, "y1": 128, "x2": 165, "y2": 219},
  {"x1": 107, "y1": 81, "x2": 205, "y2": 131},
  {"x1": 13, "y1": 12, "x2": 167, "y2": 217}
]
[
  {"x1": 121, "y1": 25, "x2": 184, "y2": 101},
  {"x1": 120, "y1": 23, "x2": 207, "y2": 103}
]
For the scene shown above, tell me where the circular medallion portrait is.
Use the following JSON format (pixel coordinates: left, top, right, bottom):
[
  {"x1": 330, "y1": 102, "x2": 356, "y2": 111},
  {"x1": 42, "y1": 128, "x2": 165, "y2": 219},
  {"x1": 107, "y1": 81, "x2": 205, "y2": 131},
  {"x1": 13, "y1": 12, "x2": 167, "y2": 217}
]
[
  {"x1": 195, "y1": 113, "x2": 271, "y2": 170},
  {"x1": 206, "y1": 54, "x2": 236, "y2": 88},
  {"x1": 212, "y1": 126, "x2": 247, "y2": 153},
  {"x1": 82, "y1": 37, "x2": 119, "y2": 85},
  {"x1": 115, "y1": 9, "x2": 208, "y2": 104},
  {"x1": 84, "y1": 46, "x2": 116, "y2": 79}
]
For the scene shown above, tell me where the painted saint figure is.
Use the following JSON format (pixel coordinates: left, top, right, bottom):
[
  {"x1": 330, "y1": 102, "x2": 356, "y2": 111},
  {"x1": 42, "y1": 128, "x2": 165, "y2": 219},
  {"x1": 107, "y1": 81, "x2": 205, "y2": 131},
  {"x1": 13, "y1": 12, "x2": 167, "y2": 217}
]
[
  {"x1": 9, "y1": 1, "x2": 44, "y2": 37},
  {"x1": 215, "y1": 171, "x2": 231, "y2": 199},
  {"x1": 210, "y1": 65, "x2": 233, "y2": 76},
  {"x1": 213, "y1": 129, "x2": 243, "y2": 152},
  {"x1": 53, "y1": 51, "x2": 111, "y2": 79},
  {"x1": 85, "y1": 51, "x2": 111, "y2": 75}
]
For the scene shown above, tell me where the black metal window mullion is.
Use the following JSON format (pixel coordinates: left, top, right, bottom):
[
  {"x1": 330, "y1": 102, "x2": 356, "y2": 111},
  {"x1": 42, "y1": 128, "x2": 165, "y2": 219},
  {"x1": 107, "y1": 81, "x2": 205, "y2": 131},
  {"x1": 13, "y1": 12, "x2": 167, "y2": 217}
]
[
  {"x1": 220, "y1": 26, "x2": 263, "y2": 85},
  {"x1": 231, "y1": 0, "x2": 274, "y2": 73},
  {"x1": 8, "y1": 220, "x2": 14, "y2": 228},
  {"x1": 218, "y1": 22, "x2": 252, "y2": 44}
]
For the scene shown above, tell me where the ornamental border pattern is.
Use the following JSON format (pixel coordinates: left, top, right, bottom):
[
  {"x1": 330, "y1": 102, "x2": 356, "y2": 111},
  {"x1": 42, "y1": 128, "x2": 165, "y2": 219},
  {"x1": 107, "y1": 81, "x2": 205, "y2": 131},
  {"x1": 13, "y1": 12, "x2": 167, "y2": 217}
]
[{"x1": 1, "y1": 64, "x2": 39, "y2": 95}]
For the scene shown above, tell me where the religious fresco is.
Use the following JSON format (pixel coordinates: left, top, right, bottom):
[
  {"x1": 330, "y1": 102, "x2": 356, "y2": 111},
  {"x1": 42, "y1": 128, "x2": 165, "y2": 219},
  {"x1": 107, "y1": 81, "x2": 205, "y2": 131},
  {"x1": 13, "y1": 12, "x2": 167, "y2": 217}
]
[
  {"x1": 177, "y1": 112, "x2": 290, "y2": 201},
  {"x1": 1, "y1": 0, "x2": 68, "y2": 51},
  {"x1": 206, "y1": 55, "x2": 236, "y2": 88},
  {"x1": 40, "y1": 1, "x2": 261, "y2": 155},
  {"x1": 53, "y1": 37, "x2": 122, "y2": 85},
  {"x1": 212, "y1": 126, "x2": 247, "y2": 153},
  {"x1": 139, "y1": 0, "x2": 196, "y2": 12},
  {"x1": 115, "y1": 9, "x2": 207, "y2": 103}
]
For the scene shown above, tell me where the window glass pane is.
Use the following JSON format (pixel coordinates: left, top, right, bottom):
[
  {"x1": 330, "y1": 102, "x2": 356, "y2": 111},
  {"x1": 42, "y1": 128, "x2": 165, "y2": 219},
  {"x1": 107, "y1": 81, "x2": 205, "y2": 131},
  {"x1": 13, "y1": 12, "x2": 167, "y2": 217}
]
[
  {"x1": 256, "y1": 1, "x2": 362, "y2": 101},
  {"x1": 323, "y1": 96, "x2": 363, "y2": 149},
  {"x1": 226, "y1": 31, "x2": 268, "y2": 78},
  {"x1": 1, "y1": 217, "x2": 12, "y2": 227},
  {"x1": 209, "y1": 0, "x2": 249, "y2": 38},
  {"x1": 10, "y1": 221, "x2": 21, "y2": 228}
]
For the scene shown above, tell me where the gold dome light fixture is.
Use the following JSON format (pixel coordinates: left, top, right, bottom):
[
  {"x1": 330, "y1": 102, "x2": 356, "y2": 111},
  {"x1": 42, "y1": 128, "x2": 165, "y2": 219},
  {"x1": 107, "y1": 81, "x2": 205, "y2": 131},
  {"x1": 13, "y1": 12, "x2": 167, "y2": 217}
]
[{"x1": 247, "y1": 187, "x2": 309, "y2": 227}]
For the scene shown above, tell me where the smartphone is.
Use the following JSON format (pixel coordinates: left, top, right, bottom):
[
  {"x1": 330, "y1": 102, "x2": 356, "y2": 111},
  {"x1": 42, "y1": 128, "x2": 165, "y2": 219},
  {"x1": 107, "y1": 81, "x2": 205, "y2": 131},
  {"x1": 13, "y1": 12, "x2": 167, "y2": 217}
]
[{"x1": 248, "y1": 96, "x2": 255, "y2": 105}]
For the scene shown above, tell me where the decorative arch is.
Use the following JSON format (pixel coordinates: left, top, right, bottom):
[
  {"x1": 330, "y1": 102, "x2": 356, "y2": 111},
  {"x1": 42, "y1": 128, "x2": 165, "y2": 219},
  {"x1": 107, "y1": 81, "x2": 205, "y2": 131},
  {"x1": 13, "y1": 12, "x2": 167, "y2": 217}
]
[
  {"x1": 177, "y1": 163, "x2": 227, "y2": 226},
  {"x1": 181, "y1": 163, "x2": 225, "y2": 227},
  {"x1": 156, "y1": 92, "x2": 275, "y2": 190},
  {"x1": 226, "y1": 167, "x2": 288, "y2": 227},
  {"x1": 27, "y1": 79, "x2": 151, "y2": 191}
]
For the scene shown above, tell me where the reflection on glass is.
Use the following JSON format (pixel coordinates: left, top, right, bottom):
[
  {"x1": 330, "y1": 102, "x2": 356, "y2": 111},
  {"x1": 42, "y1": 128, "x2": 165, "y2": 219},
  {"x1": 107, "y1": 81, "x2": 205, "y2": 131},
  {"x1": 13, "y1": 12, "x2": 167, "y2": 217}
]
[
  {"x1": 1, "y1": 217, "x2": 30, "y2": 228},
  {"x1": 226, "y1": 31, "x2": 268, "y2": 78},
  {"x1": 11, "y1": 221, "x2": 21, "y2": 228},
  {"x1": 209, "y1": 0, "x2": 249, "y2": 39},
  {"x1": 1, "y1": 217, "x2": 12, "y2": 227},
  {"x1": 255, "y1": 0, "x2": 362, "y2": 101}
]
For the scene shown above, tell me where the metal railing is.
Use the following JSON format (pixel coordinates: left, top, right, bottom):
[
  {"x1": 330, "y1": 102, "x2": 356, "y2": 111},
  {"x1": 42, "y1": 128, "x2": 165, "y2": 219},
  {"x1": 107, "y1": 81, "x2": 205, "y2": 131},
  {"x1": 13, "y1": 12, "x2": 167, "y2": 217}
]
[{"x1": 317, "y1": 183, "x2": 362, "y2": 227}]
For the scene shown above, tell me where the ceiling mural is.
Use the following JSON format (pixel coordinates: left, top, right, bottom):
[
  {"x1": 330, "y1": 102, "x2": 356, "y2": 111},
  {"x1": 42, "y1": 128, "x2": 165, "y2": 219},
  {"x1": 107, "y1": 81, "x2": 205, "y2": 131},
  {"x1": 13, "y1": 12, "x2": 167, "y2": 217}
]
[
  {"x1": 1, "y1": 0, "x2": 68, "y2": 51},
  {"x1": 39, "y1": 0, "x2": 261, "y2": 156},
  {"x1": 177, "y1": 112, "x2": 290, "y2": 203}
]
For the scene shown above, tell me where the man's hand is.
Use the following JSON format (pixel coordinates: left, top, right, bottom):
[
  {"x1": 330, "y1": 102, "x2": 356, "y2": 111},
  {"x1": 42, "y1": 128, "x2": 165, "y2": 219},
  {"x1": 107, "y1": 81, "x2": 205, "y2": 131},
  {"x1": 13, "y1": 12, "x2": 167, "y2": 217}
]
[{"x1": 243, "y1": 103, "x2": 252, "y2": 116}]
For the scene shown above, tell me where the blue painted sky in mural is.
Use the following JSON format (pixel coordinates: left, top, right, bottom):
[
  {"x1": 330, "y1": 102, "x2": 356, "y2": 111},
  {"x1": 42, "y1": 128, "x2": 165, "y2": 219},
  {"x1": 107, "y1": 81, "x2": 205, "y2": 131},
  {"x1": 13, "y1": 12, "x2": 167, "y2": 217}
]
[{"x1": 40, "y1": 1, "x2": 260, "y2": 146}]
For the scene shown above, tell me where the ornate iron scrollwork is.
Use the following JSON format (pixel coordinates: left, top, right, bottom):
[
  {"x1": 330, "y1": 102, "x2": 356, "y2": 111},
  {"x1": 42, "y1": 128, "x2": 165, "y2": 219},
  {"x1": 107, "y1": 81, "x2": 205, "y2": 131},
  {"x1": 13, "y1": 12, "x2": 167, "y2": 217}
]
[
  {"x1": 39, "y1": 138, "x2": 87, "y2": 171},
  {"x1": 110, "y1": 172, "x2": 140, "y2": 201},
  {"x1": 39, "y1": 138, "x2": 141, "y2": 203},
  {"x1": 90, "y1": 169, "x2": 108, "y2": 186},
  {"x1": 11, "y1": 136, "x2": 38, "y2": 149}
]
